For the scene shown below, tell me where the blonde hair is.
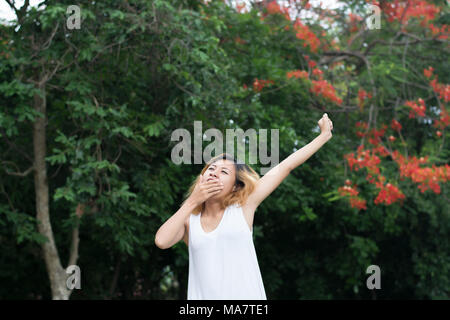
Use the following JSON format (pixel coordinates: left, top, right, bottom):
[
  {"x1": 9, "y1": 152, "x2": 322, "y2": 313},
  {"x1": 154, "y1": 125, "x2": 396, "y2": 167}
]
[{"x1": 182, "y1": 153, "x2": 260, "y2": 215}]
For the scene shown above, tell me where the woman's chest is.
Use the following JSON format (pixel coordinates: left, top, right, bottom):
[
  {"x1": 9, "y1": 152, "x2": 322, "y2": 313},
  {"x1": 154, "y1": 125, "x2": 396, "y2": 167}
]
[{"x1": 191, "y1": 212, "x2": 252, "y2": 248}]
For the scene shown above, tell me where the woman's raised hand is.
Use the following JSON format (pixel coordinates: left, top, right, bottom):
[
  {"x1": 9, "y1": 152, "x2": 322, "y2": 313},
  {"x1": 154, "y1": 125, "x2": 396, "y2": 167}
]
[
  {"x1": 188, "y1": 174, "x2": 224, "y2": 206},
  {"x1": 318, "y1": 113, "x2": 334, "y2": 137}
]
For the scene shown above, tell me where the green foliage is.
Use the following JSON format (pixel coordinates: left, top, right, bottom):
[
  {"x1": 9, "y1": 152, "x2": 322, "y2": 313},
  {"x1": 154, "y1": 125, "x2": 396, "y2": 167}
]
[
  {"x1": 0, "y1": 205, "x2": 48, "y2": 245},
  {"x1": 0, "y1": 0, "x2": 448, "y2": 300}
]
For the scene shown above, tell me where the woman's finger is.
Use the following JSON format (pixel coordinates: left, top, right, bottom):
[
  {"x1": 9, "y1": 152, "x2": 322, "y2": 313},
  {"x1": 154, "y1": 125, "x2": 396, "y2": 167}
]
[
  {"x1": 204, "y1": 180, "x2": 222, "y2": 188},
  {"x1": 204, "y1": 181, "x2": 223, "y2": 191},
  {"x1": 205, "y1": 179, "x2": 221, "y2": 186},
  {"x1": 207, "y1": 185, "x2": 224, "y2": 193}
]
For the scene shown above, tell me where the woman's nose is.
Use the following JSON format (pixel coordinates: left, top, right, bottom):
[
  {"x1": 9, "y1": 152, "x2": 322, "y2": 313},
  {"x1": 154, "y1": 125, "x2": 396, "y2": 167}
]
[{"x1": 208, "y1": 171, "x2": 219, "y2": 179}]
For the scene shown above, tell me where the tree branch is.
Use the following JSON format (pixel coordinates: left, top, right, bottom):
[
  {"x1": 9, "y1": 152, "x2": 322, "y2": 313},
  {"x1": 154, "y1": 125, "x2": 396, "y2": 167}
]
[
  {"x1": 364, "y1": 34, "x2": 449, "y2": 56},
  {"x1": 67, "y1": 203, "x2": 84, "y2": 267},
  {"x1": 0, "y1": 129, "x2": 34, "y2": 163},
  {"x1": 4, "y1": 0, "x2": 29, "y2": 24},
  {"x1": 41, "y1": 48, "x2": 71, "y2": 85},
  {"x1": 108, "y1": 257, "x2": 122, "y2": 299},
  {"x1": 322, "y1": 50, "x2": 377, "y2": 139},
  {"x1": 2, "y1": 161, "x2": 34, "y2": 177},
  {"x1": 42, "y1": 20, "x2": 60, "y2": 50}
]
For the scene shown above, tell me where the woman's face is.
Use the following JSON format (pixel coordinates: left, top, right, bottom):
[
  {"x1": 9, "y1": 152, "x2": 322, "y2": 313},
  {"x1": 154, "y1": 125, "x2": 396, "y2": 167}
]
[{"x1": 203, "y1": 159, "x2": 236, "y2": 198}]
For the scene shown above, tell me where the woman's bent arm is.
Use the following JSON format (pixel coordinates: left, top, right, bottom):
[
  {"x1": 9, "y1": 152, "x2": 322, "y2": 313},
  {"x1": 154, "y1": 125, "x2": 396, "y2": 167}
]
[{"x1": 154, "y1": 198, "x2": 198, "y2": 249}]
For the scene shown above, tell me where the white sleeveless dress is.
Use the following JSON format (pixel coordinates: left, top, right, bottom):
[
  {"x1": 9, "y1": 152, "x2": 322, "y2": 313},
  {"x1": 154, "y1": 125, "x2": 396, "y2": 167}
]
[{"x1": 187, "y1": 203, "x2": 267, "y2": 300}]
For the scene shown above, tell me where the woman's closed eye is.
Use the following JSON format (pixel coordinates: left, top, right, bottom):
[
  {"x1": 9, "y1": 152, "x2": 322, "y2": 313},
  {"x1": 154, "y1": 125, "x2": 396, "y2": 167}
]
[{"x1": 208, "y1": 167, "x2": 228, "y2": 174}]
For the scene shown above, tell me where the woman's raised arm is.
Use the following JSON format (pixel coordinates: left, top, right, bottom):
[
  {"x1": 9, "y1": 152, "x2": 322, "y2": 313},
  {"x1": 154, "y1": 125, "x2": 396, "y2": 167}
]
[{"x1": 245, "y1": 113, "x2": 333, "y2": 210}]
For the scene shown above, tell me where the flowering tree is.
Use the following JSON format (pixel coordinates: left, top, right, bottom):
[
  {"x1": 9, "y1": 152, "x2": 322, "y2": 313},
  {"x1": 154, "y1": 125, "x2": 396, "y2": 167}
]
[
  {"x1": 0, "y1": 0, "x2": 448, "y2": 299},
  {"x1": 225, "y1": 0, "x2": 449, "y2": 298},
  {"x1": 233, "y1": 0, "x2": 449, "y2": 213}
]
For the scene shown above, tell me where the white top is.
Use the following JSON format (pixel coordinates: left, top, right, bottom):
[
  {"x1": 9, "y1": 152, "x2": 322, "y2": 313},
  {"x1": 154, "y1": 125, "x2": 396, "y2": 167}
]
[{"x1": 187, "y1": 203, "x2": 267, "y2": 300}]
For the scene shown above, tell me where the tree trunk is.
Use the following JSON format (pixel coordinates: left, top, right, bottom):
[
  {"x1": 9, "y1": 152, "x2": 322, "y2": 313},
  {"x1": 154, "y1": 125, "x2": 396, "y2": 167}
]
[{"x1": 33, "y1": 82, "x2": 71, "y2": 300}]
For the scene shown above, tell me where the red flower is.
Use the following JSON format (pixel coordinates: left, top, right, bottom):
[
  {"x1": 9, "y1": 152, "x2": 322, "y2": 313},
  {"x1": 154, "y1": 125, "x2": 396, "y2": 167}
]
[
  {"x1": 338, "y1": 185, "x2": 359, "y2": 197},
  {"x1": 355, "y1": 121, "x2": 368, "y2": 130},
  {"x1": 308, "y1": 60, "x2": 317, "y2": 68},
  {"x1": 391, "y1": 119, "x2": 402, "y2": 131},
  {"x1": 423, "y1": 66, "x2": 434, "y2": 78},
  {"x1": 294, "y1": 18, "x2": 321, "y2": 53},
  {"x1": 338, "y1": 182, "x2": 367, "y2": 210},
  {"x1": 286, "y1": 70, "x2": 308, "y2": 80},
  {"x1": 381, "y1": 0, "x2": 440, "y2": 26},
  {"x1": 392, "y1": 152, "x2": 448, "y2": 194},
  {"x1": 357, "y1": 88, "x2": 372, "y2": 109},
  {"x1": 253, "y1": 78, "x2": 274, "y2": 92},
  {"x1": 427, "y1": 23, "x2": 449, "y2": 40},
  {"x1": 310, "y1": 80, "x2": 342, "y2": 105},
  {"x1": 312, "y1": 68, "x2": 324, "y2": 79},
  {"x1": 266, "y1": 1, "x2": 291, "y2": 20},
  {"x1": 430, "y1": 79, "x2": 450, "y2": 103},
  {"x1": 433, "y1": 110, "x2": 450, "y2": 130},
  {"x1": 349, "y1": 197, "x2": 367, "y2": 210},
  {"x1": 405, "y1": 98, "x2": 426, "y2": 118},
  {"x1": 374, "y1": 182, "x2": 405, "y2": 205},
  {"x1": 348, "y1": 13, "x2": 363, "y2": 33}
]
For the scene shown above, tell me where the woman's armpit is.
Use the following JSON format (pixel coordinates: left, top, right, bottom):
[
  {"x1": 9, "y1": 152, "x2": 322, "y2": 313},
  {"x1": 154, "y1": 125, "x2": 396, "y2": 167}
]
[{"x1": 183, "y1": 216, "x2": 189, "y2": 246}]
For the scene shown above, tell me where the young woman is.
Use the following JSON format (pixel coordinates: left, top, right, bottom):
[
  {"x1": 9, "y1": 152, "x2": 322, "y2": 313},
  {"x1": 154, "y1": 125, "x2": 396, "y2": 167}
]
[{"x1": 155, "y1": 113, "x2": 333, "y2": 300}]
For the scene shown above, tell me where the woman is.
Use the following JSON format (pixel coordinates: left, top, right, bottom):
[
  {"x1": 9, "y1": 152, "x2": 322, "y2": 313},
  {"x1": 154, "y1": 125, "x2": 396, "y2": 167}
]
[{"x1": 155, "y1": 113, "x2": 334, "y2": 300}]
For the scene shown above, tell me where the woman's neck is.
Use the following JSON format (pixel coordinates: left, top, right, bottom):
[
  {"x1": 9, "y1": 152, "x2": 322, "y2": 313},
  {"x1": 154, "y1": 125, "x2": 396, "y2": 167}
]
[{"x1": 203, "y1": 200, "x2": 225, "y2": 217}]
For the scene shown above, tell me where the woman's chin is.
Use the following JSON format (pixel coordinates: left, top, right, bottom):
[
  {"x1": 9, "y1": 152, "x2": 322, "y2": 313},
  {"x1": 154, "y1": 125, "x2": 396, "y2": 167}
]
[{"x1": 211, "y1": 192, "x2": 223, "y2": 199}]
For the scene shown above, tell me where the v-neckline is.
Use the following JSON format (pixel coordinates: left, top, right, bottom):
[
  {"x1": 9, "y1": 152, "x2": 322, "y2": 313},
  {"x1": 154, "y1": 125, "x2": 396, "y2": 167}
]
[{"x1": 200, "y1": 206, "x2": 228, "y2": 235}]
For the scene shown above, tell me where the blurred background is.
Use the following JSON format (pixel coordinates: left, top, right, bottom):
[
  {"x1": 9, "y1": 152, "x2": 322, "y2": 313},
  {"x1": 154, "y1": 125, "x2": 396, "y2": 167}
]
[{"x1": 0, "y1": 0, "x2": 448, "y2": 299}]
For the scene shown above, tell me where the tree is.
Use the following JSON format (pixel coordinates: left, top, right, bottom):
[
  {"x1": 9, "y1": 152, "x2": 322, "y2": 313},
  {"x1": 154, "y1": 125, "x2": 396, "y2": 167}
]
[{"x1": 0, "y1": 0, "x2": 448, "y2": 299}]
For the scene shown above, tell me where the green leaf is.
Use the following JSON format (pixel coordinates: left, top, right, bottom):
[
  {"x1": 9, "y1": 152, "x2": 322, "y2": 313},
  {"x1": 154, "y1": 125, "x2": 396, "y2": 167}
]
[{"x1": 163, "y1": 64, "x2": 173, "y2": 71}]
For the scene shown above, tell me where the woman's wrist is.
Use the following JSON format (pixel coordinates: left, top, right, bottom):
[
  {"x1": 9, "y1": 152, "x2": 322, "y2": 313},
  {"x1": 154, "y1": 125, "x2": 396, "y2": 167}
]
[
  {"x1": 185, "y1": 196, "x2": 200, "y2": 209},
  {"x1": 319, "y1": 131, "x2": 332, "y2": 141}
]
